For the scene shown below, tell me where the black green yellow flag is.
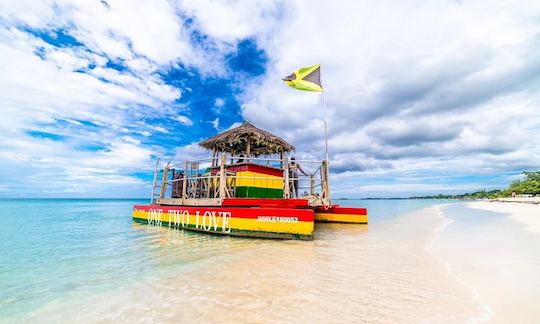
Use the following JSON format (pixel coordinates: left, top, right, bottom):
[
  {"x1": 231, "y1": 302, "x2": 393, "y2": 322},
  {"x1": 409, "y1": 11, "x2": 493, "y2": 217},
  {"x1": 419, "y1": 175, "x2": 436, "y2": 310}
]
[{"x1": 283, "y1": 64, "x2": 323, "y2": 92}]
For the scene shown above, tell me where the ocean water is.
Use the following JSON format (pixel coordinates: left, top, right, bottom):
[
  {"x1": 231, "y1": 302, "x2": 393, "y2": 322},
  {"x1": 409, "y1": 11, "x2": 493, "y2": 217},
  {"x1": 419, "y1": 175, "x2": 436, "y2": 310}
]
[{"x1": 1, "y1": 198, "x2": 477, "y2": 323}]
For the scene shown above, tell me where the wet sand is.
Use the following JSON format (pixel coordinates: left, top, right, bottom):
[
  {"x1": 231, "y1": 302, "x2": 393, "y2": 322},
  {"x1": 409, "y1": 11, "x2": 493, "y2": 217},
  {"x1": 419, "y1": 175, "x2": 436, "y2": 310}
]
[
  {"x1": 24, "y1": 206, "x2": 485, "y2": 323},
  {"x1": 433, "y1": 203, "x2": 540, "y2": 323}
]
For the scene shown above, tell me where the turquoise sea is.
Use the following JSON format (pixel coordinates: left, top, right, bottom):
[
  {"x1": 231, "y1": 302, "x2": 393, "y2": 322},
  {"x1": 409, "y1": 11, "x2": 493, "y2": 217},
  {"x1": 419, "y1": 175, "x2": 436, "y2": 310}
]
[
  {"x1": 3, "y1": 198, "x2": 537, "y2": 322},
  {"x1": 0, "y1": 198, "x2": 447, "y2": 322}
]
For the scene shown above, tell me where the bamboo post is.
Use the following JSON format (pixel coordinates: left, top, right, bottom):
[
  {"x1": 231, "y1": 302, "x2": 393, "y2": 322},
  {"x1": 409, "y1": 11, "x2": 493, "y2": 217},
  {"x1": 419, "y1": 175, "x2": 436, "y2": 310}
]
[
  {"x1": 219, "y1": 154, "x2": 226, "y2": 198},
  {"x1": 325, "y1": 160, "x2": 331, "y2": 200},
  {"x1": 181, "y1": 161, "x2": 188, "y2": 204},
  {"x1": 193, "y1": 162, "x2": 199, "y2": 198},
  {"x1": 321, "y1": 160, "x2": 330, "y2": 199},
  {"x1": 206, "y1": 169, "x2": 211, "y2": 199},
  {"x1": 211, "y1": 149, "x2": 216, "y2": 167},
  {"x1": 159, "y1": 164, "x2": 169, "y2": 199},
  {"x1": 283, "y1": 156, "x2": 290, "y2": 199},
  {"x1": 320, "y1": 160, "x2": 325, "y2": 199},
  {"x1": 150, "y1": 158, "x2": 160, "y2": 203},
  {"x1": 310, "y1": 174, "x2": 315, "y2": 195},
  {"x1": 280, "y1": 151, "x2": 284, "y2": 168}
]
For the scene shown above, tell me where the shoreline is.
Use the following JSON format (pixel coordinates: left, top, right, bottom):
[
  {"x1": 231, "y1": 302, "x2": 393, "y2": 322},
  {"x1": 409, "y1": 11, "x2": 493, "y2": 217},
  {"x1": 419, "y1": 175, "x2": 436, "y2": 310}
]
[
  {"x1": 432, "y1": 202, "x2": 540, "y2": 323},
  {"x1": 467, "y1": 201, "x2": 540, "y2": 234},
  {"x1": 425, "y1": 205, "x2": 495, "y2": 323}
]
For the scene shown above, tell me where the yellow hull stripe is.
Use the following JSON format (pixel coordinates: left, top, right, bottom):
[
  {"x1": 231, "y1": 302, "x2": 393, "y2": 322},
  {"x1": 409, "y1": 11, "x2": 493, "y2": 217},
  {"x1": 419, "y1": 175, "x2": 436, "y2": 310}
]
[
  {"x1": 210, "y1": 171, "x2": 283, "y2": 189},
  {"x1": 133, "y1": 210, "x2": 313, "y2": 235},
  {"x1": 234, "y1": 171, "x2": 283, "y2": 189},
  {"x1": 315, "y1": 213, "x2": 368, "y2": 224}
]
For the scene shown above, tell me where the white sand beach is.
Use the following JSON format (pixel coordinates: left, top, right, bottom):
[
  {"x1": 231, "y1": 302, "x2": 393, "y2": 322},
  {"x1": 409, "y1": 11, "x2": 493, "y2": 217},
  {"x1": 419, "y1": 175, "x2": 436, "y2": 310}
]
[{"x1": 469, "y1": 201, "x2": 540, "y2": 234}]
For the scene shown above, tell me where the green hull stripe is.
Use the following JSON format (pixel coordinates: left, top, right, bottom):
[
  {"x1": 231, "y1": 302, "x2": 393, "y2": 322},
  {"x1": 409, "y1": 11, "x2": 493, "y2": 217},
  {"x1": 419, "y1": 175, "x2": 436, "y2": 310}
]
[{"x1": 235, "y1": 186, "x2": 283, "y2": 198}]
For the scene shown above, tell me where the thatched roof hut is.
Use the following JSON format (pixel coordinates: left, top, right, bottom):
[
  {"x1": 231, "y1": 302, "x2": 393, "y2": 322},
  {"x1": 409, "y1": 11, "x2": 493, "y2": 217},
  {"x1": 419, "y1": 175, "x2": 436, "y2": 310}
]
[{"x1": 199, "y1": 121, "x2": 295, "y2": 157}]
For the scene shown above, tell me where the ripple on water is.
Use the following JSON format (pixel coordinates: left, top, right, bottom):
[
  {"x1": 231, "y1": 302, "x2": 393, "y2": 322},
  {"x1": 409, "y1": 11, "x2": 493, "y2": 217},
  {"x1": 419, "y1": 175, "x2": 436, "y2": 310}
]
[
  {"x1": 11, "y1": 205, "x2": 487, "y2": 323},
  {"x1": 0, "y1": 200, "x2": 486, "y2": 323}
]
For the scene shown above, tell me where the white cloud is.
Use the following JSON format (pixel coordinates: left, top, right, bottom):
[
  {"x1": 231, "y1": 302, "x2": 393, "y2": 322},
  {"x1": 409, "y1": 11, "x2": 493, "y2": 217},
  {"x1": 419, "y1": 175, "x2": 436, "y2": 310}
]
[
  {"x1": 214, "y1": 98, "x2": 225, "y2": 107},
  {"x1": 1, "y1": 0, "x2": 540, "y2": 197},
  {"x1": 174, "y1": 142, "x2": 211, "y2": 162},
  {"x1": 149, "y1": 125, "x2": 169, "y2": 134},
  {"x1": 0, "y1": 0, "x2": 228, "y2": 196},
  {"x1": 226, "y1": 122, "x2": 242, "y2": 130},
  {"x1": 173, "y1": 115, "x2": 194, "y2": 126},
  {"x1": 179, "y1": 0, "x2": 284, "y2": 42},
  {"x1": 211, "y1": 118, "x2": 220, "y2": 130},
  {"x1": 237, "y1": 0, "x2": 540, "y2": 196}
]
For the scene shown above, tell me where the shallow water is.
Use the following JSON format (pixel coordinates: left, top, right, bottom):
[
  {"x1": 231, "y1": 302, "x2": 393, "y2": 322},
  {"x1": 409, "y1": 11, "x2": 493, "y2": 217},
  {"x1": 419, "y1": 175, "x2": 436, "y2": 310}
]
[{"x1": 1, "y1": 199, "x2": 483, "y2": 323}]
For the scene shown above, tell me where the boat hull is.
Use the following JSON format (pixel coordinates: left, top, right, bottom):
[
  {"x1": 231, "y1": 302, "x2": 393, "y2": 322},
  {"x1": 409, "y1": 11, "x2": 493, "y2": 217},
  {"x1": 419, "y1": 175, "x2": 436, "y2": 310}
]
[
  {"x1": 133, "y1": 204, "x2": 315, "y2": 240},
  {"x1": 314, "y1": 206, "x2": 368, "y2": 224}
]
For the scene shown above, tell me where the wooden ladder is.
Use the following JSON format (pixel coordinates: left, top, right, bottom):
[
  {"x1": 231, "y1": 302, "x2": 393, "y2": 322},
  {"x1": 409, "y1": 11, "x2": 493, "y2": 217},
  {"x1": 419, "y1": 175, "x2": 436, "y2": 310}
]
[{"x1": 150, "y1": 158, "x2": 161, "y2": 203}]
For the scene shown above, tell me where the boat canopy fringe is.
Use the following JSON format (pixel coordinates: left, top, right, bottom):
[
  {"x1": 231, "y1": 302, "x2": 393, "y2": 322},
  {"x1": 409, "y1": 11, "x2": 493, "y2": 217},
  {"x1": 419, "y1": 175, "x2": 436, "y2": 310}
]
[{"x1": 199, "y1": 121, "x2": 295, "y2": 156}]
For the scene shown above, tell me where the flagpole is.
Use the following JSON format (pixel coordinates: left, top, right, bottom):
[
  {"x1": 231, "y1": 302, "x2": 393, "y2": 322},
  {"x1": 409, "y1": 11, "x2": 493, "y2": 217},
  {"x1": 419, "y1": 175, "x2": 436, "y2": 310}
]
[
  {"x1": 322, "y1": 91, "x2": 329, "y2": 162},
  {"x1": 322, "y1": 91, "x2": 331, "y2": 203}
]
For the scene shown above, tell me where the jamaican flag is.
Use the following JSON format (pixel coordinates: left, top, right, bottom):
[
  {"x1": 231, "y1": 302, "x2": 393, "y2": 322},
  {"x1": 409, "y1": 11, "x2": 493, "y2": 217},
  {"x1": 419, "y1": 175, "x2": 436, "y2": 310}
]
[{"x1": 283, "y1": 64, "x2": 323, "y2": 92}]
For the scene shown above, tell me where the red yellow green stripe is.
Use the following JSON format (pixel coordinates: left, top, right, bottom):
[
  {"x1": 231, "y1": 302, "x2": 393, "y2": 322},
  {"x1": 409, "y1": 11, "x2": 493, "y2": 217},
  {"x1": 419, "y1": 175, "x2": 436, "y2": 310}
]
[
  {"x1": 133, "y1": 205, "x2": 314, "y2": 239},
  {"x1": 314, "y1": 206, "x2": 368, "y2": 224}
]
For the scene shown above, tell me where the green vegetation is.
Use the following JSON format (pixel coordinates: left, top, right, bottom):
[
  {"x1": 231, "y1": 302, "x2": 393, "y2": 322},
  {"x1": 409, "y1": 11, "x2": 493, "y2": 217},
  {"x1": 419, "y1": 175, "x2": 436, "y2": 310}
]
[
  {"x1": 502, "y1": 171, "x2": 540, "y2": 196},
  {"x1": 411, "y1": 170, "x2": 540, "y2": 199},
  {"x1": 410, "y1": 189, "x2": 502, "y2": 200}
]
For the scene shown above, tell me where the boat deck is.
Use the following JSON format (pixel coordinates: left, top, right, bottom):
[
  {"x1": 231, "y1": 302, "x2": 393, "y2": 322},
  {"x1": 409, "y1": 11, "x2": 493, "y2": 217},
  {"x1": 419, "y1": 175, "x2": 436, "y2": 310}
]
[{"x1": 154, "y1": 197, "x2": 315, "y2": 208}]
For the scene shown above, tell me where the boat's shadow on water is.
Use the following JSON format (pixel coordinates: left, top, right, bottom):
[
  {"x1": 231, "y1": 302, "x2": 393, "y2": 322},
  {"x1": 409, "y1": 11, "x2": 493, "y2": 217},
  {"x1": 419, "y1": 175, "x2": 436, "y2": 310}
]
[
  {"x1": 132, "y1": 221, "x2": 370, "y2": 245},
  {"x1": 129, "y1": 221, "x2": 281, "y2": 261},
  {"x1": 315, "y1": 223, "x2": 369, "y2": 238}
]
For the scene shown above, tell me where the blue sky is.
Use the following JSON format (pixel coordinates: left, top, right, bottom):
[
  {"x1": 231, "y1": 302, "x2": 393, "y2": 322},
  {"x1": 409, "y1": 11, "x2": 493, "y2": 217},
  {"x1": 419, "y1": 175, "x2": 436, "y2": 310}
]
[{"x1": 0, "y1": 0, "x2": 539, "y2": 198}]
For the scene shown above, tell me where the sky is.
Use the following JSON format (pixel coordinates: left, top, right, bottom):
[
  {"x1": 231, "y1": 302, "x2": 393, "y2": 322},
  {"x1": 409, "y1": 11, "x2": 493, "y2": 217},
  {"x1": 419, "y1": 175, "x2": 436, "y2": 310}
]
[{"x1": 0, "y1": 0, "x2": 539, "y2": 198}]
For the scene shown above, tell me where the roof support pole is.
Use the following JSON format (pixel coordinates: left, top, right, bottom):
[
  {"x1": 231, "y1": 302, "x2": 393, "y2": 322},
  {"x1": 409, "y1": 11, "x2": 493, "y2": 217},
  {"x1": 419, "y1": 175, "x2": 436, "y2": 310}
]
[
  {"x1": 219, "y1": 154, "x2": 226, "y2": 198},
  {"x1": 211, "y1": 149, "x2": 216, "y2": 167},
  {"x1": 321, "y1": 160, "x2": 330, "y2": 202},
  {"x1": 283, "y1": 156, "x2": 290, "y2": 199},
  {"x1": 159, "y1": 164, "x2": 169, "y2": 199},
  {"x1": 181, "y1": 161, "x2": 188, "y2": 204},
  {"x1": 325, "y1": 160, "x2": 331, "y2": 202}
]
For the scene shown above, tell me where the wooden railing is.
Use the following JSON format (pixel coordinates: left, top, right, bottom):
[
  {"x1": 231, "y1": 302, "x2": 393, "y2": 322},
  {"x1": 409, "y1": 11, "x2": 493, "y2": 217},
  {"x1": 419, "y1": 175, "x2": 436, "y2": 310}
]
[{"x1": 151, "y1": 155, "x2": 330, "y2": 205}]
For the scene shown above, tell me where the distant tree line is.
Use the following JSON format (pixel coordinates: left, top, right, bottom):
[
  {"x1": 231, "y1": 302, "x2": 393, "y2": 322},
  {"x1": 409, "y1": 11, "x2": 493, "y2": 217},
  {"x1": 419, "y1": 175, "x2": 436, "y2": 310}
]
[
  {"x1": 410, "y1": 170, "x2": 540, "y2": 199},
  {"x1": 409, "y1": 189, "x2": 502, "y2": 200},
  {"x1": 502, "y1": 171, "x2": 540, "y2": 196}
]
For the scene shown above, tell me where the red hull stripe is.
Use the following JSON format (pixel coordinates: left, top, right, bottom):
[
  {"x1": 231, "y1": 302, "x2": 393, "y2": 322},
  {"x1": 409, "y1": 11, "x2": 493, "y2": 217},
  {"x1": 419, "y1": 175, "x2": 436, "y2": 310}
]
[
  {"x1": 315, "y1": 205, "x2": 367, "y2": 215},
  {"x1": 134, "y1": 205, "x2": 314, "y2": 222},
  {"x1": 212, "y1": 163, "x2": 283, "y2": 177},
  {"x1": 222, "y1": 198, "x2": 309, "y2": 208}
]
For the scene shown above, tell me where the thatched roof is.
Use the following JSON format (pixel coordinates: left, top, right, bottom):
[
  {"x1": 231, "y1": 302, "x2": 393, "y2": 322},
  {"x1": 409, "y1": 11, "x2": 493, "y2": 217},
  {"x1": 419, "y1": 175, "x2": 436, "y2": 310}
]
[{"x1": 199, "y1": 121, "x2": 295, "y2": 156}]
